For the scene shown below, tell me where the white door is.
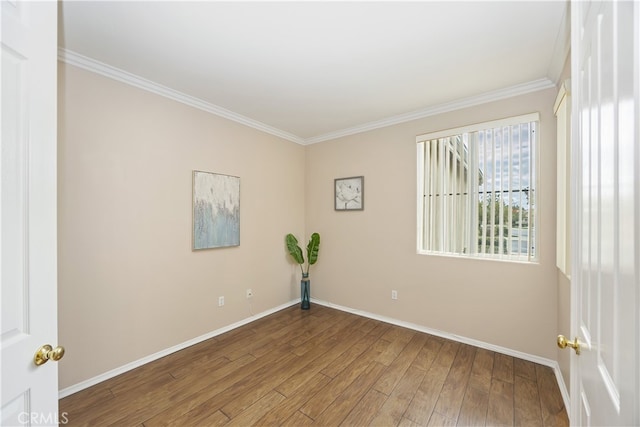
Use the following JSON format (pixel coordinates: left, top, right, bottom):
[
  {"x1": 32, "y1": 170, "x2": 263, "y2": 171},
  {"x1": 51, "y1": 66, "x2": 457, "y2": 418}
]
[
  {"x1": 1, "y1": 1, "x2": 60, "y2": 426},
  {"x1": 570, "y1": 0, "x2": 639, "y2": 425}
]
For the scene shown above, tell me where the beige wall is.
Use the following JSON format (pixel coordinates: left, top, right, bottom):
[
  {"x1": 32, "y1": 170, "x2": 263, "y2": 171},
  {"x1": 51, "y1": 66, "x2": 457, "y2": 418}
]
[
  {"x1": 58, "y1": 61, "x2": 562, "y2": 391},
  {"x1": 305, "y1": 88, "x2": 559, "y2": 360},
  {"x1": 57, "y1": 63, "x2": 306, "y2": 389}
]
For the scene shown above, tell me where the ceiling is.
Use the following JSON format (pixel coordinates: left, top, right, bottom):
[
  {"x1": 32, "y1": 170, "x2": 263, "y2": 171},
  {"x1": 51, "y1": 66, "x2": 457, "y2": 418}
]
[{"x1": 58, "y1": 1, "x2": 569, "y2": 144}]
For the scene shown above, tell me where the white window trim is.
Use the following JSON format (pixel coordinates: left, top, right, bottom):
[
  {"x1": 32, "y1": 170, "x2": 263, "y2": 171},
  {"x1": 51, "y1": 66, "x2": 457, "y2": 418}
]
[
  {"x1": 416, "y1": 112, "x2": 541, "y2": 262},
  {"x1": 416, "y1": 113, "x2": 540, "y2": 143}
]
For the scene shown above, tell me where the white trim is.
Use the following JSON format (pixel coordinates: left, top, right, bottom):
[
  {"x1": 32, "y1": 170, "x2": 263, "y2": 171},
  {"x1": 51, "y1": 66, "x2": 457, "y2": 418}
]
[
  {"x1": 306, "y1": 80, "x2": 554, "y2": 144},
  {"x1": 416, "y1": 142, "x2": 425, "y2": 252},
  {"x1": 57, "y1": 48, "x2": 305, "y2": 145},
  {"x1": 58, "y1": 297, "x2": 571, "y2": 417},
  {"x1": 57, "y1": 300, "x2": 298, "y2": 399},
  {"x1": 58, "y1": 48, "x2": 555, "y2": 146},
  {"x1": 553, "y1": 79, "x2": 571, "y2": 114},
  {"x1": 311, "y1": 298, "x2": 571, "y2": 416},
  {"x1": 554, "y1": 361, "x2": 572, "y2": 419},
  {"x1": 416, "y1": 112, "x2": 541, "y2": 143}
]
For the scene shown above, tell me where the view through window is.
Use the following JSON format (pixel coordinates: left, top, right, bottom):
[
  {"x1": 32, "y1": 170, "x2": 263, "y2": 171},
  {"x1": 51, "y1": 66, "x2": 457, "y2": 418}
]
[{"x1": 416, "y1": 113, "x2": 539, "y2": 262}]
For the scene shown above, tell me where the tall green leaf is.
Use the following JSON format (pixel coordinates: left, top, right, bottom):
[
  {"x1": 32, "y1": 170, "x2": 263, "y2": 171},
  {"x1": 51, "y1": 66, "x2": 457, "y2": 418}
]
[
  {"x1": 306, "y1": 232, "x2": 320, "y2": 268},
  {"x1": 285, "y1": 233, "x2": 304, "y2": 265}
]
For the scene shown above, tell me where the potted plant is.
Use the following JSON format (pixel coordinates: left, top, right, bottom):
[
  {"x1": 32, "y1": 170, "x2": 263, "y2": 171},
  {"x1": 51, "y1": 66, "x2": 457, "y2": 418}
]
[{"x1": 285, "y1": 232, "x2": 320, "y2": 309}]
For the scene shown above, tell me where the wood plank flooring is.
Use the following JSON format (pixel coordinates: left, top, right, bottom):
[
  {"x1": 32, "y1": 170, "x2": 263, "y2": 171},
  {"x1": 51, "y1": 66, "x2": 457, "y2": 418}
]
[{"x1": 59, "y1": 305, "x2": 569, "y2": 426}]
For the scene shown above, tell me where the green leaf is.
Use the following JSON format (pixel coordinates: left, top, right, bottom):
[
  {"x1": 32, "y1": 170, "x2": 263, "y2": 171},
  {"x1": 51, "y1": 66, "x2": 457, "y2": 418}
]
[
  {"x1": 306, "y1": 232, "x2": 320, "y2": 266},
  {"x1": 285, "y1": 233, "x2": 304, "y2": 265}
]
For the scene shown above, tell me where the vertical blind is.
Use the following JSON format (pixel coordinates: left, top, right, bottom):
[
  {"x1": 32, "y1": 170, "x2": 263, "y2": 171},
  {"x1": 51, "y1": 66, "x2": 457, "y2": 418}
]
[{"x1": 417, "y1": 114, "x2": 538, "y2": 262}]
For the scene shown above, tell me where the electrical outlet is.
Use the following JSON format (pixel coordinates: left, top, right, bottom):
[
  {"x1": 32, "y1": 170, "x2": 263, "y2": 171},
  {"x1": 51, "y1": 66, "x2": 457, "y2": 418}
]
[
  {"x1": 246, "y1": 289, "x2": 253, "y2": 299},
  {"x1": 218, "y1": 296, "x2": 225, "y2": 306},
  {"x1": 391, "y1": 290, "x2": 398, "y2": 300}
]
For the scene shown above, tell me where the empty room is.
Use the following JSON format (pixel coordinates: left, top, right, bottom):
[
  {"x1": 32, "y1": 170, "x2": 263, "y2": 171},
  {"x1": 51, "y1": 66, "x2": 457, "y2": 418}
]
[{"x1": 2, "y1": 1, "x2": 638, "y2": 426}]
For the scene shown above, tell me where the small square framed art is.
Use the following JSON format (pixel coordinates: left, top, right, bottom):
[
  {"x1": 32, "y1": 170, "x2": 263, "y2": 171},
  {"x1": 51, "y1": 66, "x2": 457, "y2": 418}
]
[{"x1": 334, "y1": 176, "x2": 364, "y2": 211}]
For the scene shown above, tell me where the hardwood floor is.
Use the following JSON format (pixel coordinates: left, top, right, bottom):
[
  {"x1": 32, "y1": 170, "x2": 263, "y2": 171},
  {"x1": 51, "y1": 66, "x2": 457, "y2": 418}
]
[{"x1": 59, "y1": 305, "x2": 569, "y2": 426}]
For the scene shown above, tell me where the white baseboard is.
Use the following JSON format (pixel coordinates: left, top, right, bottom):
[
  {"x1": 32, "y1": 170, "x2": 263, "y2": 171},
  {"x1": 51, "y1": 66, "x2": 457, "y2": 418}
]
[
  {"x1": 311, "y1": 299, "x2": 571, "y2": 416},
  {"x1": 59, "y1": 297, "x2": 571, "y2": 418},
  {"x1": 552, "y1": 362, "x2": 571, "y2": 417},
  {"x1": 58, "y1": 300, "x2": 298, "y2": 399}
]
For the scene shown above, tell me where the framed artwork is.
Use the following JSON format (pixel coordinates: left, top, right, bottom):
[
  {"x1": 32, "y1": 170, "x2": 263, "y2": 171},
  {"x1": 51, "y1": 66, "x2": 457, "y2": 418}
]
[
  {"x1": 192, "y1": 171, "x2": 240, "y2": 250},
  {"x1": 335, "y1": 176, "x2": 364, "y2": 211}
]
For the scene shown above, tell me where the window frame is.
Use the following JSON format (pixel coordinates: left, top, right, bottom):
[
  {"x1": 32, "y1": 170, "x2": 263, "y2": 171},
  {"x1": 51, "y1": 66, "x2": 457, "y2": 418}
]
[{"x1": 416, "y1": 112, "x2": 541, "y2": 263}]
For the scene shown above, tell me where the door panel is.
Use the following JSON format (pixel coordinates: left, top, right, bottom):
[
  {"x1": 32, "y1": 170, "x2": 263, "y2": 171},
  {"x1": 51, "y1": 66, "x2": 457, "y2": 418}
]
[
  {"x1": 2, "y1": 39, "x2": 28, "y2": 342},
  {"x1": 1, "y1": 1, "x2": 59, "y2": 425},
  {"x1": 571, "y1": 0, "x2": 638, "y2": 425}
]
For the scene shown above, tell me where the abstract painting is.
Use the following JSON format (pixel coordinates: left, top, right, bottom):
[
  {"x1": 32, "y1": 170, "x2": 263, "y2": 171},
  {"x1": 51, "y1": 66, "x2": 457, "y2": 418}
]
[{"x1": 193, "y1": 171, "x2": 240, "y2": 250}]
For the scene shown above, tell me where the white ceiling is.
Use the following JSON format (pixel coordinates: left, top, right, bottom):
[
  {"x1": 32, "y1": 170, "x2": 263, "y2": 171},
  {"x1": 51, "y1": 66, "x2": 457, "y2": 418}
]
[{"x1": 58, "y1": 1, "x2": 569, "y2": 144}]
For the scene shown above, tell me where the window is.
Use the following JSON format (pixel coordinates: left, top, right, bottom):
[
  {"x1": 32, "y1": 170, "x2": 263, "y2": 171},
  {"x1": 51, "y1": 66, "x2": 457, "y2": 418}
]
[{"x1": 416, "y1": 113, "x2": 539, "y2": 262}]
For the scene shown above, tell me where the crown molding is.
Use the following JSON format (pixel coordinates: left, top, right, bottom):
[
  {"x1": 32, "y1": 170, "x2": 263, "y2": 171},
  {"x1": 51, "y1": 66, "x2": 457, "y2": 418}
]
[
  {"x1": 59, "y1": 48, "x2": 556, "y2": 147},
  {"x1": 304, "y1": 78, "x2": 556, "y2": 144},
  {"x1": 58, "y1": 48, "x2": 305, "y2": 145}
]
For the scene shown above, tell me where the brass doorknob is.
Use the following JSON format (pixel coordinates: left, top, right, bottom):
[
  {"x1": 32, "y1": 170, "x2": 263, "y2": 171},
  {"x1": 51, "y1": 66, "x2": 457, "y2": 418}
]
[
  {"x1": 34, "y1": 344, "x2": 65, "y2": 366},
  {"x1": 557, "y1": 335, "x2": 581, "y2": 355}
]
